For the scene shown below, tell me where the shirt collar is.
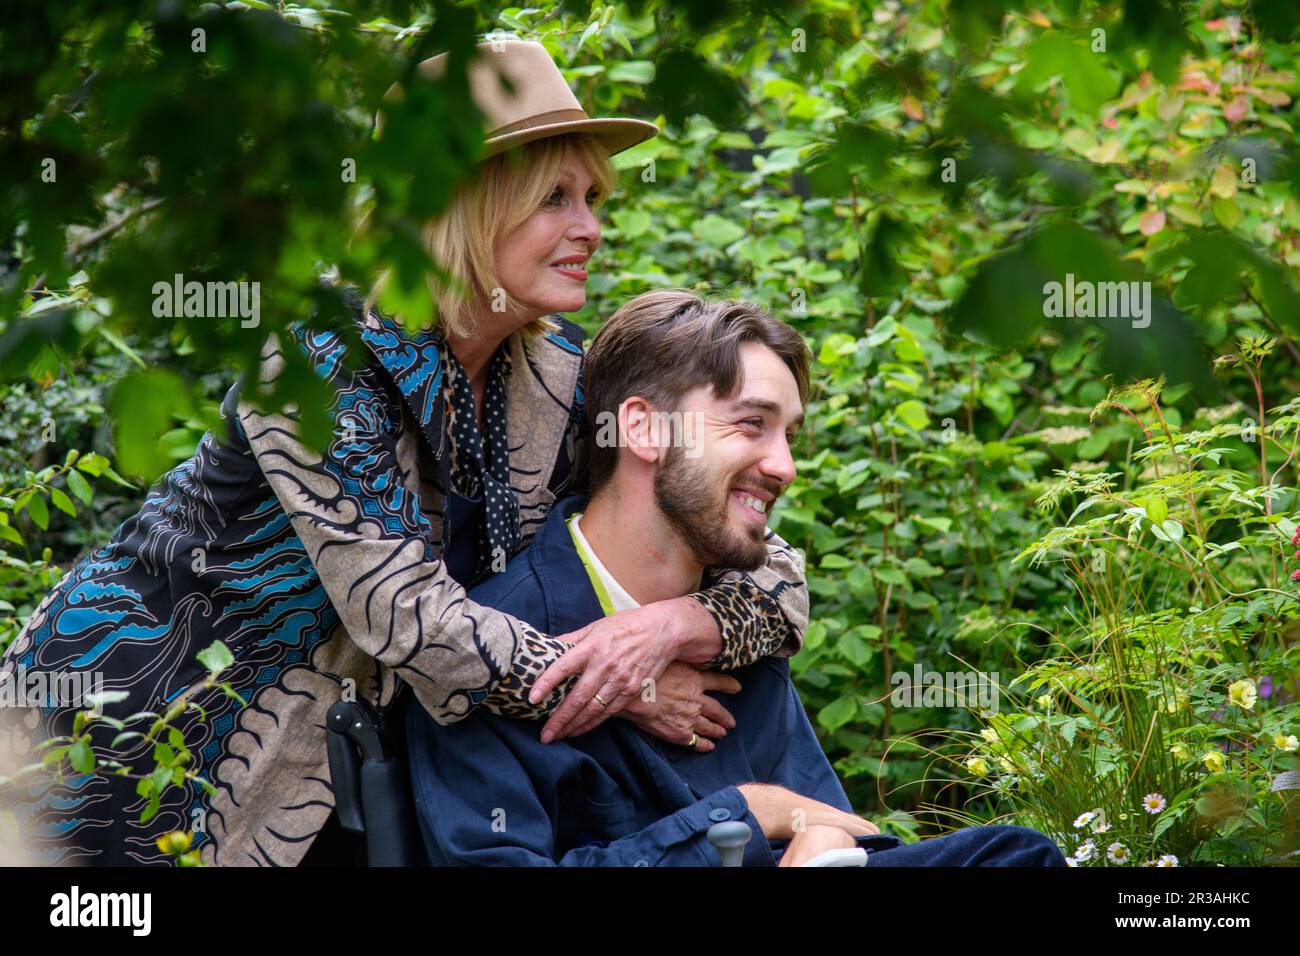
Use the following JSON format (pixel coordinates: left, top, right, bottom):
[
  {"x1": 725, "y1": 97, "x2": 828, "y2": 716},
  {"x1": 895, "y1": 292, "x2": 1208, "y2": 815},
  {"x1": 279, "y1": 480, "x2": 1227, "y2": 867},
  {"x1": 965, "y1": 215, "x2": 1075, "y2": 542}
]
[{"x1": 527, "y1": 495, "x2": 606, "y2": 634}]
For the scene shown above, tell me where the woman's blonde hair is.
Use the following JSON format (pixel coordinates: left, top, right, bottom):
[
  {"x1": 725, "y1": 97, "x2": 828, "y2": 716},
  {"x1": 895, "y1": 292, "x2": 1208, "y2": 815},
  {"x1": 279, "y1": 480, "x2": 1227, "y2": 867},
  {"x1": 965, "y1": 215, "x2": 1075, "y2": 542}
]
[{"x1": 373, "y1": 132, "x2": 616, "y2": 341}]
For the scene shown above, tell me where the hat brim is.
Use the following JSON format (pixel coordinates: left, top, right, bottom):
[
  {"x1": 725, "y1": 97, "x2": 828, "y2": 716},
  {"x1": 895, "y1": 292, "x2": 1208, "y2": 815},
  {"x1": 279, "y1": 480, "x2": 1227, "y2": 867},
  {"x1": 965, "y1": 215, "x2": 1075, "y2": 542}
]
[{"x1": 484, "y1": 117, "x2": 659, "y2": 159}]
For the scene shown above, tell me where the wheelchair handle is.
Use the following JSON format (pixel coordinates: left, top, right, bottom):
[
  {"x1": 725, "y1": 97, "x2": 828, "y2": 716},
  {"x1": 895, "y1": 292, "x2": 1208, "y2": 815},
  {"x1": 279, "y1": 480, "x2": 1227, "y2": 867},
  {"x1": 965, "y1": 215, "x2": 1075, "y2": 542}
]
[
  {"x1": 707, "y1": 820, "x2": 752, "y2": 867},
  {"x1": 324, "y1": 699, "x2": 421, "y2": 865}
]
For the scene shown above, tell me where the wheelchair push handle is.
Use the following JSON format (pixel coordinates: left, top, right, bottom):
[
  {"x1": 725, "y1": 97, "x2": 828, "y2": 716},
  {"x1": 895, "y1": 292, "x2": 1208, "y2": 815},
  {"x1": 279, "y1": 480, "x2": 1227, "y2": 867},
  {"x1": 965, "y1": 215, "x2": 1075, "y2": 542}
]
[
  {"x1": 707, "y1": 820, "x2": 753, "y2": 867},
  {"x1": 324, "y1": 699, "x2": 422, "y2": 866}
]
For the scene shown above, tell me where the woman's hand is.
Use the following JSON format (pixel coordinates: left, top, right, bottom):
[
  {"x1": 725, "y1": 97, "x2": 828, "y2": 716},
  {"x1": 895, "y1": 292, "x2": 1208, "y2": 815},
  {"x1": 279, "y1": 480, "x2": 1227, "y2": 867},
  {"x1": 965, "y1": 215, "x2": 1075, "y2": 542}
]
[
  {"x1": 529, "y1": 596, "x2": 722, "y2": 742},
  {"x1": 618, "y1": 661, "x2": 741, "y2": 752}
]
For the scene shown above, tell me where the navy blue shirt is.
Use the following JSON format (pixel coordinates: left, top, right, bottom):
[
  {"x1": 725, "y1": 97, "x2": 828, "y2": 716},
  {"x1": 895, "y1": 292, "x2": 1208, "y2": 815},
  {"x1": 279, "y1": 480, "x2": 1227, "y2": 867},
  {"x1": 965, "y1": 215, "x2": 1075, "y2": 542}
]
[{"x1": 405, "y1": 495, "x2": 901, "y2": 865}]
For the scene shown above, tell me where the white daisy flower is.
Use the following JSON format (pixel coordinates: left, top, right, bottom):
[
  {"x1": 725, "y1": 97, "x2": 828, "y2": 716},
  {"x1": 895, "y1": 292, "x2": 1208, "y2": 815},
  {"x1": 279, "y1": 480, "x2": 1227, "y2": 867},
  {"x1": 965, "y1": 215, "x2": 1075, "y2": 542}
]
[
  {"x1": 1156, "y1": 854, "x2": 1179, "y2": 867},
  {"x1": 1107, "y1": 842, "x2": 1129, "y2": 864}
]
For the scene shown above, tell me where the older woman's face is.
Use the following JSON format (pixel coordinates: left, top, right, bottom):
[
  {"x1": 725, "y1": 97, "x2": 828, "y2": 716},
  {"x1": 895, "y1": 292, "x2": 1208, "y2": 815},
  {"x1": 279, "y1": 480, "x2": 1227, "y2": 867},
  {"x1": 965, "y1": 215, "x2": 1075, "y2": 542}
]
[{"x1": 494, "y1": 146, "x2": 602, "y2": 318}]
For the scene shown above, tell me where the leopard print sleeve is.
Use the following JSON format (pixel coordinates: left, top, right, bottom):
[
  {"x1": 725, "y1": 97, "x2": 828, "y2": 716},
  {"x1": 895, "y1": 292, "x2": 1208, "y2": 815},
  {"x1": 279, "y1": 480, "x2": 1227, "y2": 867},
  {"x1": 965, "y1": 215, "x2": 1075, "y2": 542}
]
[
  {"x1": 692, "y1": 527, "x2": 808, "y2": 671},
  {"x1": 480, "y1": 629, "x2": 579, "y2": 717}
]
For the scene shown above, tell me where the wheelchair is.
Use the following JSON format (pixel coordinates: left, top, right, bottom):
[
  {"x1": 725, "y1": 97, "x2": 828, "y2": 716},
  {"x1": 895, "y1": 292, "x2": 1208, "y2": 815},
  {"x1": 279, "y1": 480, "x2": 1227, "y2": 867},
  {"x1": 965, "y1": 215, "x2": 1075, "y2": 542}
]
[{"x1": 324, "y1": 694, "x2": 754, "y2": 866}]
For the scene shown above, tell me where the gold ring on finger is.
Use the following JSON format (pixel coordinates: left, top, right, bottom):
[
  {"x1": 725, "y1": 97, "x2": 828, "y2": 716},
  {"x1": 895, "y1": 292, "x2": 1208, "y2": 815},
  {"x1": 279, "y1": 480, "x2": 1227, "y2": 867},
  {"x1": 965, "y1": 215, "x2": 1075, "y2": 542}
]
[{"x1": 594, "y1": 693, "x2": 609, "y2": 707}]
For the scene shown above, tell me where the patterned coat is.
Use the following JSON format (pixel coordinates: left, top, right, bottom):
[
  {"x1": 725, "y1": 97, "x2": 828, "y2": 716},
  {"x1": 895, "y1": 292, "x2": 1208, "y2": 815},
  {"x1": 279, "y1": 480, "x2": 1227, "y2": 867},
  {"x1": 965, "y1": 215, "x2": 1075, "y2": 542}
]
[{"x1": 0, "y1": 297, "x2": 809, "y2": 866}]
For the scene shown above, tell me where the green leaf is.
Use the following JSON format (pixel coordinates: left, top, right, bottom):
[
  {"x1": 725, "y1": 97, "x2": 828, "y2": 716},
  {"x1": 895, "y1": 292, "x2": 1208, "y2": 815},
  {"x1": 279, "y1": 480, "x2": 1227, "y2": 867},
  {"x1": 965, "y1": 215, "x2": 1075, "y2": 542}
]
[
  {"x1": 158, "y1": 428, "x2": 199, "y2": 460},
  {"x1": 196, "y1": 639, "x2": 234, "y2": 674},
  {"x1": 1013, "y1": 31, "x2": 1121, "y2": 116},
  {"x1": 692, "y1": 214, "x2": 746, "y2": 248},
  {"x1": 893, "y1": 400, "x2": 931, "y2": 431},
  {"x1": 68, "y1": 739, "x2": 95, "y2": 774},
  {"x1": 818, "y1": 696, "x2": 858, "y2": 732},
  {"x1": 903, "y1": 556, "x2": 943, "y2": 578},
  {"x1": 65, "y1": 467, "x2": 94, "y2": 505},
  {"x1": 26, "y1": 494, "x2": 49, "y2": 530},
  {"x1": 109, "y1": 369, "x2": 194, "y2": 479},
  {"x1": 838, "y1": 631, "x2": 873, "y2": 668},
  {"x1": 49, "y1": 486, "x2": 76, "y2": 517},
  {"x1": 75, "y1": 453, "x2": 106, "y2": 477},
  {"x1": 150, "y1": 765, "x2": 172, "y2": 795},
  {"x1": 874, "y1": 566, "x2": 908, "y2": 586},
  {"x1": 606, "y1": 60, "x2": 654, "y2": 84},
  {"x1": 1153, "y1": 804, "x2": 1186, "y2": 840},
  {"x1": 1211, "y1": 198, "x2": 1242, "y2": 230},
  {"x1": 611, "y1": 208, "x2": 652, "y2": 239},
  {"x1": 1145, "y1": 497, "x2": 1168, "y2": 526},
  {"x1": 1149, "y1": 518, "x2": 1185, "y2": 543},
  {"x1": 914, "y1": 515, "x2": 953, "y2": 534}
]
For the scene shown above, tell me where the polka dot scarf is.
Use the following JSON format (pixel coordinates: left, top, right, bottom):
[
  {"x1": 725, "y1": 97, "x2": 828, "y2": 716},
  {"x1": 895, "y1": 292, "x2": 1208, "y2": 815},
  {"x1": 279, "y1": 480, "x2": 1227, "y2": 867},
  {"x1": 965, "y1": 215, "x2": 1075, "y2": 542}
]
[{"x1": 443, "y1": 342, "x2": 521, "y2": 580}]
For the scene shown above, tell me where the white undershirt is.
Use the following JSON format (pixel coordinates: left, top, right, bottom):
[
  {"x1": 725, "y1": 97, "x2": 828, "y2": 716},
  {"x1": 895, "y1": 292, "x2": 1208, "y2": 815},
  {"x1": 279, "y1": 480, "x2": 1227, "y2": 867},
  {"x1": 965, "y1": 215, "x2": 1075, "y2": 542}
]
[{"x1": 568, "y1": 512, "x2": 641, "y2": 612}]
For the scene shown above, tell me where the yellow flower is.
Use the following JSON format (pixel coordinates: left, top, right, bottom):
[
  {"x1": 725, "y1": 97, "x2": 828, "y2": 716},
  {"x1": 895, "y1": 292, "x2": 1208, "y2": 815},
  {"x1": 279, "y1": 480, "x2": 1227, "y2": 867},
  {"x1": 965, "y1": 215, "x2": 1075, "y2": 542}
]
[
  {"x1": 1228, "y1": 678, "x2": 1257, "y2": 711},
  {"x1": 997, "y1": 756, "x2": 1016, "y2": 775},
  {"x1": 154, "y1": 830, "x2": 192, "y2": 855},
  {"x1": 966, "y1": 756, "x2": 990, "y2": 775},
  {"x1": 1275, "y1": 734, "x2": 1299, "y2": 753},
  {"x1": 1036, "y1": 694, "x2": 1051, "y2": 709},
  {"x1": 1170, "y1": 742, "x2": 1189, "y2": 760},
  {"x1": 980, "y1": 727, "x2": 999, "y2": 743},
  {"x1": 1202, "y1": 750, "x2": 1225, "y2": 773}
]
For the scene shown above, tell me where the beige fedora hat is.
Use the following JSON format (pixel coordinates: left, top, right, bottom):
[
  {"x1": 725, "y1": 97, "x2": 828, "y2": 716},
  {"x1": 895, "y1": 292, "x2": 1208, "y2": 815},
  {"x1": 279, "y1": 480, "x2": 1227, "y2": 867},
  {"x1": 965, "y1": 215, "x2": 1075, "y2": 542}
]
[{"x1": 379, "y1": 39, "x2": 659, "y2": 158}]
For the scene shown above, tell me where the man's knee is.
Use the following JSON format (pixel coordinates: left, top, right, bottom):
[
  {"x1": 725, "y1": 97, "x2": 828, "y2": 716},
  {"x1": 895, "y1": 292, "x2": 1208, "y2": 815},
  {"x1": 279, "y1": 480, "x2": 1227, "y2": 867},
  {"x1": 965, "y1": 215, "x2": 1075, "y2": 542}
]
[{"x1": 979, "y1": 825, "x2": 1068, "y2": 866}]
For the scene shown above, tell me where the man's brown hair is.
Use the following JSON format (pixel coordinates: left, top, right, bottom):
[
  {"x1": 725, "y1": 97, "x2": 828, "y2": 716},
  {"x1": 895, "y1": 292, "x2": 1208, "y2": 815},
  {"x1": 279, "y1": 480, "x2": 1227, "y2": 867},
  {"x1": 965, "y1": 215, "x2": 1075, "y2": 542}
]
[{"x1": 584, "y1": 289, "x2": 811, "y2": 494}]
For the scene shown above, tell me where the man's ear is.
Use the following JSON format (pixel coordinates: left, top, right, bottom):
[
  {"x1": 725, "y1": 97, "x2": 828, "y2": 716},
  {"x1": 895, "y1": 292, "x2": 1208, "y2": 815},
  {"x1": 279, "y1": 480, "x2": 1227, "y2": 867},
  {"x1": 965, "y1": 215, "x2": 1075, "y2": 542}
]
[{"x1": 619, "y1": 396, "x2": 661, "y2": 465}]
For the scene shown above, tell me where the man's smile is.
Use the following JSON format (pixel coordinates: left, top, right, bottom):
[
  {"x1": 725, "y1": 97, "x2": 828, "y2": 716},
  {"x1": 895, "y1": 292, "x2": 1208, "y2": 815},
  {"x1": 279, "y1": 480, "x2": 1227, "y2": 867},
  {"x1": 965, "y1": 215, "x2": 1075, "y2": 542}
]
[{"x1": 729, "y1": 487, "x2": 771, "y2": 529}]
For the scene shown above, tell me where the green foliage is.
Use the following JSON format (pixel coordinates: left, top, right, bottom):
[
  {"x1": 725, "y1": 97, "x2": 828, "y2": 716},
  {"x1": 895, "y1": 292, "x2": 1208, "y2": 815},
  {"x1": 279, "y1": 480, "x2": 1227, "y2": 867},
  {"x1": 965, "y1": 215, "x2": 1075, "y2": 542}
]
[
  {"x1": 0, "y1": 451, "x2": 127, "y2": 656},
  {"x1": 956, "y1": 378, "x2": 1300, "y2": 865}
]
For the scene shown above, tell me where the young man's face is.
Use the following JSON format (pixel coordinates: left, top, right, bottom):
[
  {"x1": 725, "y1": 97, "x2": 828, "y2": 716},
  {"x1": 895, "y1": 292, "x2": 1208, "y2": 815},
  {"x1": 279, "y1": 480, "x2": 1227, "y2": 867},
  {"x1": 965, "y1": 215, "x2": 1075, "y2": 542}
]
[{"x1": 653, "y1": 341, "x2": 803, "y2": 571}]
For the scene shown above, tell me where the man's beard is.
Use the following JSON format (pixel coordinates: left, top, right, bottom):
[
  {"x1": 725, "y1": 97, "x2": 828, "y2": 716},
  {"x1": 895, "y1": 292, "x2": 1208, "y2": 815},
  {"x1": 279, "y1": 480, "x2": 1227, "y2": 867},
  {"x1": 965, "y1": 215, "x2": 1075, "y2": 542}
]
[{"x1": 653, "y1": 445, "x2": 769, "y2": 572}]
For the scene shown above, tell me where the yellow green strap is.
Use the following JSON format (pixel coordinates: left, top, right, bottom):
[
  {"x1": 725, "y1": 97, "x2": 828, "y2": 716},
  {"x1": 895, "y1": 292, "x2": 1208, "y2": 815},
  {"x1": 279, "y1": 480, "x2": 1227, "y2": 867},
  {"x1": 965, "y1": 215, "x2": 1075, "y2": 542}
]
[{"x1": 566, "y1": 512, "x2": 617, "y2": 618}]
